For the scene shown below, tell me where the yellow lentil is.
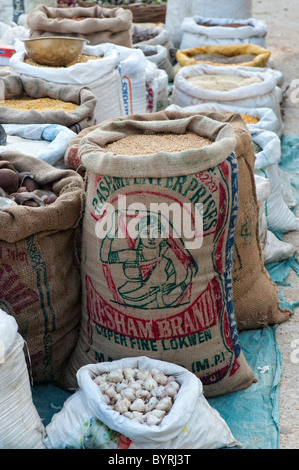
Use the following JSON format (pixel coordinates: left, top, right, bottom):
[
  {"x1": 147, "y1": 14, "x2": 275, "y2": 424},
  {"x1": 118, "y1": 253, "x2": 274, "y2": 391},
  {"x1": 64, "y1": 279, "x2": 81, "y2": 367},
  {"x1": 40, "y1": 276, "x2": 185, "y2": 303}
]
[
  {"x1": 0, "y1": 97, "x2": 78, "y2": 113},
  {"x1": 224, "y1": 112, "x2": 259, "y2": 124},
  {"x1": 104, "y1": 132, "x2": 212, "y2": 155},
  {"x1": 24, "y1": 54, "x2": 102, "y2": 68}
]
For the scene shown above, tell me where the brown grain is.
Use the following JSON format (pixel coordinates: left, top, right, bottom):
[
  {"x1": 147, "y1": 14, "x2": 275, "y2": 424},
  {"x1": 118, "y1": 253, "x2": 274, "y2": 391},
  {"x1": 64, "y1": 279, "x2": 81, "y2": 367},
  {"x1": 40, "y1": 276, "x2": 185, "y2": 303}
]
[{"x1": 104, "y1": 132, "x2": 212, "y2": 155}]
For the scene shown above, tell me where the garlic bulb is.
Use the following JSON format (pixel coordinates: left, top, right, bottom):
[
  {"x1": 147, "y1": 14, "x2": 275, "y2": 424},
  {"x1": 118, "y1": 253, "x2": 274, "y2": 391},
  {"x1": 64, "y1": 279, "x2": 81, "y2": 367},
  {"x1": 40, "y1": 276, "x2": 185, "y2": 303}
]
[
  {"x1": 130, "y1": 398, "x2": 145, "y2": 413},
  {"x1": 93, "y1": 366, "x2": 180, "y2": 426}
]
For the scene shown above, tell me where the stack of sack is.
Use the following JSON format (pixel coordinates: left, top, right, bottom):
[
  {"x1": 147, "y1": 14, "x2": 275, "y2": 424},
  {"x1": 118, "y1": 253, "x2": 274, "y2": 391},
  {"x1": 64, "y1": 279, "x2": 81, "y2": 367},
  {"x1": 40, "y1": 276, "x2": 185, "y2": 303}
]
[
  {"x1": 0, "y1": 0, "x2": 296, "y2": 450},
  {"x1": 165, "y1": 1, "x2": 298, "y2": 266}
]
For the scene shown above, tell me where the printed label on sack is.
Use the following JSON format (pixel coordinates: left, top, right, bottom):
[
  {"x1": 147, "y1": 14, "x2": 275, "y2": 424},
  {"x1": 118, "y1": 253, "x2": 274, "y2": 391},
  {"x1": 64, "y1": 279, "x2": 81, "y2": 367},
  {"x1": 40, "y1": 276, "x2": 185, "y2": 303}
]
[{"x1": 83, "y1": 156, "x2": 240, "y2": 384}]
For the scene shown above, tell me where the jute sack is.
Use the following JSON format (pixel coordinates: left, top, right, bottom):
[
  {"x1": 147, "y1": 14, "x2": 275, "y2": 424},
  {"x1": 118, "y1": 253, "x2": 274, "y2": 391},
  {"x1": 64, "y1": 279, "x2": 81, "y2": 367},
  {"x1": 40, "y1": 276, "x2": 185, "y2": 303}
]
[
  {"x1": 0, "y1": 151, "x2": 85, "y2": 383},
  {"x1": 61, "y1": 110, "x2": 256, "y2": 398},
  {"x1": 0, "y1": 309, "x2": 45, "y2": 449},
  {"x1": 0, "y1": 75, "x2": 97, "y2": 134},
  {"x1": 27, "y1": 5, "x2": 133, "y2": 47},
  {"x1": 199, "y1": 112, "x2": 292, "y2": 330}
]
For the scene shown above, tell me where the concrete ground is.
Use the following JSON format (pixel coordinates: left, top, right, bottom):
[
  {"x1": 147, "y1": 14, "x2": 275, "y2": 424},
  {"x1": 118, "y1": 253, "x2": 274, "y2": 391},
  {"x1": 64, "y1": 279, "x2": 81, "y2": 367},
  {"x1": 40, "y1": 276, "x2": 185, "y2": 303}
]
[{"x1": 252, "y1": 0, "x2": 299, "y2": 449}]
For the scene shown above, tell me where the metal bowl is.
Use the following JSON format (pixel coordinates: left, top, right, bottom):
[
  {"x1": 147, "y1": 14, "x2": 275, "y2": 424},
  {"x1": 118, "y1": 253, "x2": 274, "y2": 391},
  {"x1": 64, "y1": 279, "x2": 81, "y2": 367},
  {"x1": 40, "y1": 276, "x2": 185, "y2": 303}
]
[{"x1": 22, "y1": 36, "x2": 88, "y2": 67}]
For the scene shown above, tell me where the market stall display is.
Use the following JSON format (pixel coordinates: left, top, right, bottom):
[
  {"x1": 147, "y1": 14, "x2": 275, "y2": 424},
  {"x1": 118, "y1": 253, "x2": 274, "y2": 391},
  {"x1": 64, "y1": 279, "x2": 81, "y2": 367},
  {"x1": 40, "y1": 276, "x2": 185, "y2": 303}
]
[{"x1": 43, "y1": 357, "x2": 240, "y2": 449}]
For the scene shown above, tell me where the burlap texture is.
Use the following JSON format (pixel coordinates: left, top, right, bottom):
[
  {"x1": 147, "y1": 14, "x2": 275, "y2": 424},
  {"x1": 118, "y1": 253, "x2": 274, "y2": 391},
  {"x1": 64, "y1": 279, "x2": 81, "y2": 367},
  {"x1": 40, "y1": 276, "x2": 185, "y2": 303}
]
[
  {"x1": 62, "y1": 110, "x2": 256, "y2": 397},
  {"x1": 0, "y1": 74, "x2": 97, "y2": 133},
  {"x1": 0, "y1": 151, "x2": 85, "y2": 383},
  {"x1": 27, "y1": 5, "x2": 133, "y2": 47},
  {"x1": 200, "y1": 111, "x2": 292, "y2": 329}
]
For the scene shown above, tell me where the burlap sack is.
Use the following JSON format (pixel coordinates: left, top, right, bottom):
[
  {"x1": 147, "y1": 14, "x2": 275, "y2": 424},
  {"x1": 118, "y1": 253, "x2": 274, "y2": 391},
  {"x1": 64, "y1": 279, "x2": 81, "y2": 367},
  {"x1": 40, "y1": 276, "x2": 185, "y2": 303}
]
[
  {"x1": 61, "y1": 110, "x2": 256, "y2": 398},
  {"x1": 27, "y1": 5, "x2": 133, "y2": 47},
  {"x1": 0, "y1": 75, "x2": 97, "y2": 134},
  {"x1": 200, "y1": 111, "x2": 292, "y2": 330},
  {"x1": 0, "y1": 151, "x2": 85, "y2": 384}
]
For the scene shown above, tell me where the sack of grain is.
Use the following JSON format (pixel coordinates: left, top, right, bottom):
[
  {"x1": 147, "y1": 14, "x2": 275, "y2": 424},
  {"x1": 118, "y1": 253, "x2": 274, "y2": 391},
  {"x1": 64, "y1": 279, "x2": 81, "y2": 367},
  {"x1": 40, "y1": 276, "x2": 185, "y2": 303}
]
[
  {"x1": 0, "y1": 74, "x2": 97, "y2": 133},
  {"x1": 10, "y1": 42, "x2": 125, "y2": 125},
  {"x1": 165, "y1": 0, "x2": 252, "y2": 49},
  {"x1": 199, "y1": 112, "x2": 291, "y2": 330},
  {"x1": 61, "y1": 110, "x2": 257, "y2": 398},
  {"x1": 252, "y1": 128, "x2": 299, "y2": 232},
  {"x1": 172, "y1": 64, "x2": 283, "y2": 124},
  {"x1": 176, "y1": 44, "x2": 271, "y2": 69},
  {"x1": 254, "y1": 175, "x2": 297, "y2": 264},
  {"x1": 131, "y1": 24, "x2": 176, "y2": 65},
  {"x1": 26, "y1": 4, "x2": 133, "y2": 47},
  {"x1": 180, "y1": 16, "x2": 267, "y2": 50},
  {"x1": 44, "y1": 356, "x2": 240, "y2": 450},
  {"x1": 133, "y1": 44, "x2": 174, "y2": 82},
  {"x1": 0, "y1": 309, "x2": 45, "y2": 449},
  {"x1": 0, "y1": 151, "x2": 85, "y2": 383},
  {"x1": 167, "y1": 102, "x2": 284, "y2": 136}
]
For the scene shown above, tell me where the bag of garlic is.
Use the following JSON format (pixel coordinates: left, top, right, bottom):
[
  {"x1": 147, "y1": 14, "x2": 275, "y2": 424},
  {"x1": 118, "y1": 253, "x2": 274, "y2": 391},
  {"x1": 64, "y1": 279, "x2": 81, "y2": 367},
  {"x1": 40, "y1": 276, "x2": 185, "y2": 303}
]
[
  {"x1": 0, "y1": 151, "x2": 85, "y2": 383},
  {"x1": 172, "y1": 63, "x2": 283, "y2": 126},
  {"x1": 44, "y1": 356, "x2": 240, "y2": 449},
  {"x1": 60, "y1": 110, "x2": 256, "y2": 398},
  {"x1": 0, "y1": 308, "x2": 45, "y2": 449}
]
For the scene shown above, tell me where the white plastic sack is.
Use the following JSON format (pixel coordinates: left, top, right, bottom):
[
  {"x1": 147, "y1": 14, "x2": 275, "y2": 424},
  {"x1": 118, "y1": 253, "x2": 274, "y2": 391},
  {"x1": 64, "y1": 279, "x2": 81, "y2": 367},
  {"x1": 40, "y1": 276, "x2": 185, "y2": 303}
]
[
  {"x1": 254, "y1": 175, "x2": 297, "y2": 264},
  {"x1": 133, "y1": 44, "x2": 173, "y2": 82},
  {"x1": 1, "y1": 123, "x2": 76, "y2": 167},
  {"x1": 252, "y1": 129, "x2": 299, "y2": 232},
  {"x1": 131, "y1": 24, "x2": 176, "y2": 65},
  {"x1": 165, "y1": 0, "x2": 252, "y2": 49},
  {"x1": 114, "y1": 45, "x2": 147, "y2": 115},
  {"x1": 10, "y1": 41, "x2": 125, "y2": 125},
  {"x1": 166, "y1": 103, "x2": 284, "y2": 137},
  {"x1": 172, "y1": 64, "x2": 283, "y2": 123},
  {"x1": 43, "y1": 357, "x2": 240, "y2": 450},
  {"x1": 0, "y1": 308, "x2": 45, "y2": 449},
  {"x1": 144, "y1": 61, "x2": 168, "y2": 113},
  {"x1": 180, "y1": 16, "x2": 267, "y2": 50},
  {"x1": 0, "y1": 24, "x2": 29, "y2": 45}
]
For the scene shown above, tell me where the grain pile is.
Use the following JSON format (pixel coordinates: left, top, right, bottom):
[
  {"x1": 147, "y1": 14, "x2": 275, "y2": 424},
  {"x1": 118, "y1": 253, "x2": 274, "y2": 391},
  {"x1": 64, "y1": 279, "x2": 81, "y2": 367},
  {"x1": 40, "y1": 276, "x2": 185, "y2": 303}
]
[
  {"x1": 186, "y1": 74, "x2": 263, "y2": 91},
  {"x1": 0, "y1": 97, "x2": 78, "y2": 113},
  {"x1": 103, "y1": 132, "x2": 213, "y2": 155},
  {"x1": 224, "y1": 112, "x2": 259, "y2": 124},
  {"x1": 192, "y1": 53, "x2": 257, "y2": 64},
  {"x1": 24, "y1": 54, "x2": 102, "y2": 68}
]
